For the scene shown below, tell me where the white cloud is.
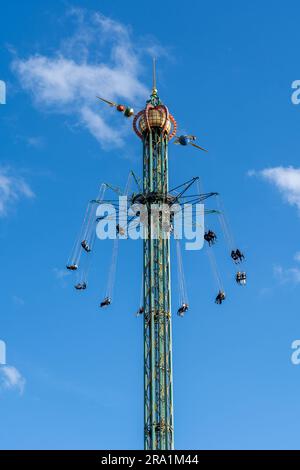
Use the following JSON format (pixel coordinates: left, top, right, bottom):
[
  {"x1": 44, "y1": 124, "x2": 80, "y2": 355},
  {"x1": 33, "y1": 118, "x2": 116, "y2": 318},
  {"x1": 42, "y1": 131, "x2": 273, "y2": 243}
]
[
  {"x1": 274, "y1": 265, "x2": 300, "y2": 285},
  {"x1": 0, "y1": 168, "x2": 34, "y2": 216},
  {"x1": 26, "y1": 136, "x2": 45, "y2": 149},
  {"x1": 12, "y1": 9, "x2": 150, "y2": 149},
  {"x1": 251, "y1": 167, "x2": 300, "y2": 287},
  {"x1": 0, "y1": 365, "x2": 25, "y2": 395},
  {"x1": 80, "y1": 106, "x2": 124, "y2": 147},
  {"x1": 53, "y1": 268, "x2": 72, "y2": 289},
  {"x1": 253, "y1": 166, "x2": 300, "y2": 212}
]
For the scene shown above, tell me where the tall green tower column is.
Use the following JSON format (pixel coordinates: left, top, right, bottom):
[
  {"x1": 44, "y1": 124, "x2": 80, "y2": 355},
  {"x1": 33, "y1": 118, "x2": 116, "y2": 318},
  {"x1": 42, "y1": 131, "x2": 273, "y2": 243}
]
[{"x1": 133, "y1": 88, "x2": 177, "y2": 450}]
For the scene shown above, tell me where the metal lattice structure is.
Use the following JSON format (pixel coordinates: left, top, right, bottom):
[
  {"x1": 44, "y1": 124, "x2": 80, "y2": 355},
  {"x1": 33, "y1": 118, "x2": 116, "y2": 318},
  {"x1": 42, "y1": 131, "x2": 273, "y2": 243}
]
[
  {"x1": 133, "y1": 73, "x2": 213, "y2": 449},
  {"x1": 133, "y1": 80, "x2": 177, "y2": 449},
  {"x1": 142, "y1": 127, "x2": 174, "y2": 450}
]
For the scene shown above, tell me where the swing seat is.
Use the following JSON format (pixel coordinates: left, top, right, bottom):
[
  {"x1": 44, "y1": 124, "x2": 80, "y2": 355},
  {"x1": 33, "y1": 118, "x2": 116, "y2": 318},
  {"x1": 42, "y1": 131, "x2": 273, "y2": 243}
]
[
  {"x1": 100, "y1": 297, "x2": 111, "y2": 308},
  {"x1": 75, "y1": 283, "x2": 87, "y2": 290},
  {"x1": 67, "y1": 264, "x2": 78, "y2": 271},
  {"x1": 81, "y1": 240, "x2": 91, "y2": 252},
  {"x1": 177, "y1": 303, "x2": 189, "y2": 316}
]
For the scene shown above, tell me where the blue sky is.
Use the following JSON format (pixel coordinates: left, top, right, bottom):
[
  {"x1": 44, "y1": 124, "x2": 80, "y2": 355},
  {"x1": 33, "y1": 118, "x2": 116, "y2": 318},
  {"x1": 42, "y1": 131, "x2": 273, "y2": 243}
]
[{"x1": 1, "y1": 0, "x2": 300, "y2": 450}]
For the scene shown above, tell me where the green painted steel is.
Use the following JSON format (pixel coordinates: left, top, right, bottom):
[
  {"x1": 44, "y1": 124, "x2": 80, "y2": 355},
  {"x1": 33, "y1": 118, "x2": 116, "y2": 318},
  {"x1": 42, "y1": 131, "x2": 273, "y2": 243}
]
[{"x1": 143, "y1": 125, "x2": 174, "y2": 450}]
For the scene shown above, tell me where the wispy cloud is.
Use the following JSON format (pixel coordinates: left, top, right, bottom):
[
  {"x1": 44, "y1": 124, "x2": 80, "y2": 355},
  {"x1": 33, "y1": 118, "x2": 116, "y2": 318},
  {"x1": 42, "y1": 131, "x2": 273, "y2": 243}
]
[
  {"x1": 26, "y1": 136, "x2": 45, "y2": 149},
  {"x1": 294, "y1": 252, "x2": 300, "y2": 263},
  {"x1": 274, "y1": 265, "x2": 300, "y2": 285},
  {"x1": 53, "y1": 268, "x2": 71, "y2": 288},
  {"x1": 272, "y1": 251, "x2": 300, "y2": 288},
  {"x1": 12, "y1": 9, "x2": 150, "y2": 149},
  {"x1": 250, "y1": 166, "x2": 300, "y2": 212},
  {"x1": 0, "y1": 365, "x2": 25, "y2": 395},
  {"x1": 53, "y1": 267, "x2": 70, "y2": 280},
  {"x1": 0, "y1": 168, "x2": 35, "y2": 216}
]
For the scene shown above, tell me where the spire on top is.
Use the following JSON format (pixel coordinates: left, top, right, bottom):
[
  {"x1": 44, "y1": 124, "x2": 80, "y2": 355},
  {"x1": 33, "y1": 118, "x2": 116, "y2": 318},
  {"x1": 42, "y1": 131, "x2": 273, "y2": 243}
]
[
  {"x1": 152, "y1": 57, "x2": 157, "y2": 96},
  {"x1": 148, "y1": 58, "x2": 161, "y2": 107}
]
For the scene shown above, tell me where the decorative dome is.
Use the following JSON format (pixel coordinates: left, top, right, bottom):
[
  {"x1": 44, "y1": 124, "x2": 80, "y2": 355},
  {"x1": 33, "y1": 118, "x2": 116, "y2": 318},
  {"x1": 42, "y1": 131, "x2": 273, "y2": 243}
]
[
  {"x1": 133, "y1": 101, "x2": 177, "y2": 141},
  {"x1": 139, "y1": 108, "x2": 172, "y2": 134}
]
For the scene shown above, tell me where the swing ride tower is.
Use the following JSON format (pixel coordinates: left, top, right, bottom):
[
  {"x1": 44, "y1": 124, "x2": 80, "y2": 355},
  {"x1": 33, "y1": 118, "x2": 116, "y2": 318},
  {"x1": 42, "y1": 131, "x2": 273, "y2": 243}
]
[
  {"x1": 132, "y1": 75, "x2": 178, "y2": 449},
  {"x1": 67, "y1": 61, "x2": 246, "y2": 451}
]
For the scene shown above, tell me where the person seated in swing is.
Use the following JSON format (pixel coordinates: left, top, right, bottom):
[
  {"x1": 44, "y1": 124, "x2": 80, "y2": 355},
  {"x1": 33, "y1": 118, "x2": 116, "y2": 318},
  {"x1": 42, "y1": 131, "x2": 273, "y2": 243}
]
[
  {"x1": 215, "y1": 290, "x2": 226, "y2": 304},
  {"x1": 66, "y1": 263, "x2": 78, "y2": 271},
  {"x1": 236, "y1": 249, "x2": 245, "y2": 262},
  {"x1": 204, "y1": 230, "x2": 217, "y2": 246},
  {"x1": 177, "y1": 303, "x2": 189, "y2": 317},
  {"x1": 136, "y1": 306, "x2": 144, "y2": 316},
  {"x1": 81, "y1": 240, "x2": 91, "y2": 252},
  {"x1": 116, "y1": 224, "x2": 125, "y2": 236},
  {"x1": 231, "y1": 249, "x2": 244, "y2": 263},
  {"x1": 100, "y1": 297, "x2": 111, "y2": 308},
  {"x1": 74, "y1": 282, "x2": 87, "y2": 290},
  {"x1": 236, "y1": 271, "x2": 247, "y2": 285}
]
